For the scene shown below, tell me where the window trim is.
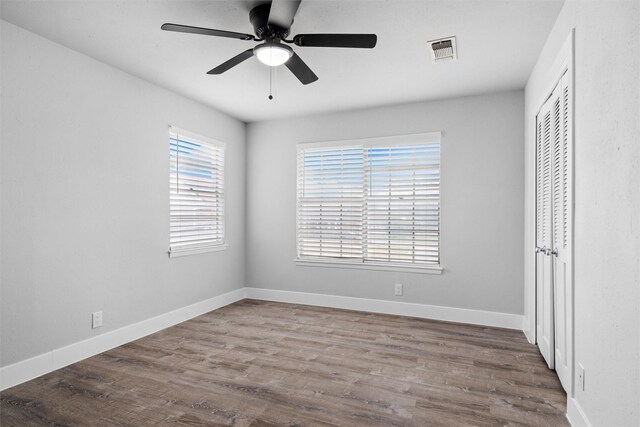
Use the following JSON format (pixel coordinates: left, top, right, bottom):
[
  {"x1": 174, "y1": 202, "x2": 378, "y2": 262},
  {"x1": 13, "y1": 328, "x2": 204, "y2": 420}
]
[
  {"x1": 296, "y1": 132, "x2": 441, "y2": 150},
  {"x1": 295, "y1": 131, "x2": 442, "y2": 269},
  {"x1": 168, "y1": 125, "x2": 227, "y2": 258},
  {"x1": 294, "y1": 257, "x2": 443, "y2": 274},
  {"x1": 169, "y1": 243, "x2": 228, "y2": 258}
]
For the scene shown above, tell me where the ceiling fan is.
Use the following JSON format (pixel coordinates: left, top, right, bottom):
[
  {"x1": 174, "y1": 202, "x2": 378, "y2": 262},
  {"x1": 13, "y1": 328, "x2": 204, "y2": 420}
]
[{"x1": 161, "y1": 0, "x2": 377, "y2": 85}]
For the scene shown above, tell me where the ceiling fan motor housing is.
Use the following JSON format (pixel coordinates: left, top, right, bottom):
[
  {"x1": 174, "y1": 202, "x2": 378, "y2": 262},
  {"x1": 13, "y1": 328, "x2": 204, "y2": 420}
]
[{"x1": 250, "y1": 3, "x2": 290, "y2": 40}]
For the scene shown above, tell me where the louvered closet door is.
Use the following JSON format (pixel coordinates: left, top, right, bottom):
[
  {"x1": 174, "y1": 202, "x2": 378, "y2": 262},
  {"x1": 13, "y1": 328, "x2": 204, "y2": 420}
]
[
  {"x1": 552, "y1": 72, "x2": 572, "y2": 391},
  {"x1": 535, "y1": 72, "x2": 573, "y2": 387},
  {"x1": 536, "y1": 83, "x2": 559, "y2": 370}
]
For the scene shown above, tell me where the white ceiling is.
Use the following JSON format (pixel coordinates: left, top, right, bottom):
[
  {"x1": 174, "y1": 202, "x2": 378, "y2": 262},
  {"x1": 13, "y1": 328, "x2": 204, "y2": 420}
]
[{"x1": 0, "y1": 0, "x2": 563, "y2": 122}]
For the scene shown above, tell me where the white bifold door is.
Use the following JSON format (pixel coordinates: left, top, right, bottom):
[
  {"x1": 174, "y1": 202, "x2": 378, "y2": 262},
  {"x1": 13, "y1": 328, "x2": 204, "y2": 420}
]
[{"x1": 535, "y1": 71, "x2": 573, "y2": 392}]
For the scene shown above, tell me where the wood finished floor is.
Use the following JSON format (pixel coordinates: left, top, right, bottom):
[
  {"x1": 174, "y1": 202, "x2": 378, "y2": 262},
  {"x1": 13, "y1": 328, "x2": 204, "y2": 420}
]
[{"x1": 1, "y1": 300, "x2": 569, "y2": 426}]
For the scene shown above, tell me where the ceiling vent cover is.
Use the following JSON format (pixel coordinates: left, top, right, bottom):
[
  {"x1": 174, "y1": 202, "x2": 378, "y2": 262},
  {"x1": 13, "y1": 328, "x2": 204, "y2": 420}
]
[{"x1": 428, "y1": 36, "x2": 457, "y2": 63}]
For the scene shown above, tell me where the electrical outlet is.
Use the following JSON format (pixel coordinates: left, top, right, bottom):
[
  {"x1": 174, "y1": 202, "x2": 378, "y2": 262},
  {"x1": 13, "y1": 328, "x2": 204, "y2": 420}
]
[
  {"x1": 92, "y1": 311, "x2": 103, "y2": 329},
  {"x1": 394, "y1": 283, "x2": 403, "y2": 296},
  {"x1": 578, "y1": 363, "x2": 585, "y2": 391}
]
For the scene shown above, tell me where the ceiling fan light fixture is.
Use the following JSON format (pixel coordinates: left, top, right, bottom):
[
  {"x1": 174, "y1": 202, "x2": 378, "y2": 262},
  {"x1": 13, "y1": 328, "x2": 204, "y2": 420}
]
[{"x1": 254, "y1": 42, "x2": 293, "y2": 67}]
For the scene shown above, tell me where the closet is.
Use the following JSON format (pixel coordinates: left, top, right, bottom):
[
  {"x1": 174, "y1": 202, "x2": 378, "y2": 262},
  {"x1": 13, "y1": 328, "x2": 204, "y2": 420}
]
[{"x1": 535, "y1": 71, "x2": 573, "y2": 392}]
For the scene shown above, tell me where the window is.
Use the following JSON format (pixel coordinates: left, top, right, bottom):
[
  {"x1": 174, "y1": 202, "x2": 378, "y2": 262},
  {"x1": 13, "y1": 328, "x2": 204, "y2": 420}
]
[
  {"x1": 169, "y1": 126, "x2": 226, "y2": 257},
  {"x1": 296, "y1": 133, "x2": 441, "y2": 270}
]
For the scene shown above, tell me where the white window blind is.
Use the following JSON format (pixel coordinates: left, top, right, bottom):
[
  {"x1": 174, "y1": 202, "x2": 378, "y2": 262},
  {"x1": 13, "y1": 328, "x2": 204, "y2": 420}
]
[
  {"x1": 297, "y1": 145, "x2": 365, "y2": 259},
  {"x1": 296, "y1": 133, "x2": 441, "y2": 267},
  {"x1": 365, "y1": 143, "x2": 440, "y2": 265},
  {"x1": 169, "y1": 127, "x2": 225, "y2": 257}
]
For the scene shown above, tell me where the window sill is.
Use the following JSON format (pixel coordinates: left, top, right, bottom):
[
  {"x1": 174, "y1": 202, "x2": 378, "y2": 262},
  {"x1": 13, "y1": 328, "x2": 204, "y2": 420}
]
[
  {"x1": 294, "y1": 258, "x2": 443, "y2": 274},
  {"x1": 169, "y1": 244, "x2": 228, "y2": 258}
]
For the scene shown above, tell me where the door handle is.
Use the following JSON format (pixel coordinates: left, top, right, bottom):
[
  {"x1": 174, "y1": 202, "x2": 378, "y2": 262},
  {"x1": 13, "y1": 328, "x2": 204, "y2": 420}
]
[
  {"x1": 535, "y1": 246, "x2": 544, "y2": 254},
  {"x1": 540, "y1": 247, "x2": 557, "y2": 256}
]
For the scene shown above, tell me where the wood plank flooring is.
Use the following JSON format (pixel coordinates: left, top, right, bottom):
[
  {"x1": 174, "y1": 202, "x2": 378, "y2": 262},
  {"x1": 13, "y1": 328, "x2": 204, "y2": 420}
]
[{"x1": 1, "y1": 300, "x2": 569, "y2": 426}]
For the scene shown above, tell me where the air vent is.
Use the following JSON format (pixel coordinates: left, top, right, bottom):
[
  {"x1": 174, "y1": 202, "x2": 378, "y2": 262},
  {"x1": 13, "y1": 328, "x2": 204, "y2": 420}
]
[{"x1": 428, "y1": 36, "x2": 457, "y2": 63}]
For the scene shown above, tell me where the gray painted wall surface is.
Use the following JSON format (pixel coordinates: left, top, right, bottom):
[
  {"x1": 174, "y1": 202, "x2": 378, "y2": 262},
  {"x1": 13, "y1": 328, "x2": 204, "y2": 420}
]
[
  {"x1": 524, "y1": 1, "x2": 640, "y2": 425},
  {"x1": 0, "y1": 21, "x2": 246, "y2": 367},
  {"x1": 246, "y1": 91, "x2": 525, "y2": 315}
]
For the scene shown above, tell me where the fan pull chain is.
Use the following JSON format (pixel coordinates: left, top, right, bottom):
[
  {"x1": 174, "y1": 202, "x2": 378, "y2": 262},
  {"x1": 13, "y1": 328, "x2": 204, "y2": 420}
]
[{"x1": 269, "y1": 66, "x2": 274, "y2": 100}]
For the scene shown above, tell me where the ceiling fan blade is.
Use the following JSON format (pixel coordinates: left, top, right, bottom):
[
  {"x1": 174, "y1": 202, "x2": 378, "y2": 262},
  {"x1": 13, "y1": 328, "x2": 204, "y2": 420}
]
[
  {"x1": 207, "y1": 49, "x2": 255, "y2": 74},
  {"x1": 293, "y1": 34, "x2": 377, "y2": 48},
  {"x1": 161, "y1": 23, "x2": 254, "y2": 41},
  {"x1": 285, "y1": 52, "x2": 318, "y2": 85},
  {"x1": 267, "y1": 0, "x2": 302, "y2": 30}
]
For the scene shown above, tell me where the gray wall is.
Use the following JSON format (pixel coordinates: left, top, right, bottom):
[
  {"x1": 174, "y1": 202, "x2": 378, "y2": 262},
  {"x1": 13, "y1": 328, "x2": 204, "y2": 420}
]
[
  {"x1": 0, "y1": 21, "x2": 246, "y2": 367},
  {"x1": 246, "y1": 91, "x2": 525, "y2": 315},
  {"x1": 524, "y1": 1, "x2": 640, "y2": 425}
]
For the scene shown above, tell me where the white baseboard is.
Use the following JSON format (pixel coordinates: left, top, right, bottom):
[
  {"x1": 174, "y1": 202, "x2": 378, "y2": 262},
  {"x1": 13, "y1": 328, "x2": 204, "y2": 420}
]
[
  {"x1": 1, "y1": 287, "x2": 525, "y2": 392},
  {"x1": 0, "y1": 288, "x2": 246, "y2": 391},
  {"x1": 567, "y1": 397, "x2": 592, "y2": 427},
  {"x1": 522, "y1": 316, "x2": 536, "y2": 344},
  {"x1": 244, "y1": 288, "x2": 524, "y2": 330}
]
